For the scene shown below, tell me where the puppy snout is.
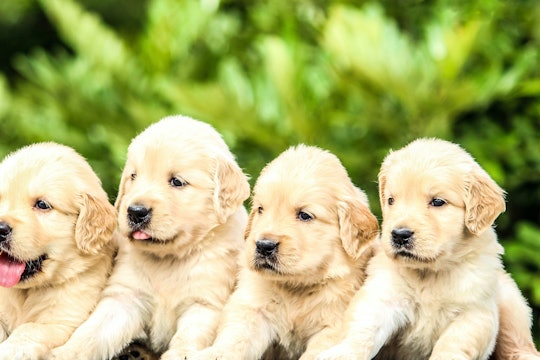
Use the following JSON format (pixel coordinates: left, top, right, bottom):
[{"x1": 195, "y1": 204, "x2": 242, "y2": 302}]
[
  {"x1": 127, "y1": 204, "x2": 152, "y2": 226},
  {"x1": 256, "y1": 239, "x2": 279, "y2": 257},
  {"x1": 391, "y1": 227, "x2": 414, "y2": 247},
  {"x1": 0, "y1": 221, "x2": 12, "y2": 242}
]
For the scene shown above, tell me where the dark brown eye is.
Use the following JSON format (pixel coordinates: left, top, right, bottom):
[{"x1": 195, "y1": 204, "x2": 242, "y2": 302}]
[
  {"x1": 297, "y1": 211, "x2": 314, "y2": 222},
  {"x1": 35, "y1": 200, "x2": 51, "y2": 210},
  {"x1": 170, "y1": 177, "x2": 187, "y2": 187},
  {"x1": 388, "y1": 197, "x2": 394, "y2": 205},
  {"x1": 130, "y1": 173, "x2": 136, "y2": 180},
  {"x1": 257, "y1": 206, "x2": 263, "y2": 214},
  {"x1": 430, "y1": 198, "x2": 446, "y2": 207}
]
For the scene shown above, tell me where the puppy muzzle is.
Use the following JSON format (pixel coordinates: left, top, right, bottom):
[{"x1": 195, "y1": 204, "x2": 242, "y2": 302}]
[
  {"x1": 0, "y1": 221, "x2": 12, "y2": 243},
  {"x1": 253, "y1": 239, "x2": 280, "y2": 271},
  {"x1": 255, "y1": 239, "x2": 279, "y2": 257},
  {"x1": 127, "y1": 204, "x2": 152, "y2": 228},
  {"x1": 391, "y1": 227, "x2": 414, "y2": 250}
]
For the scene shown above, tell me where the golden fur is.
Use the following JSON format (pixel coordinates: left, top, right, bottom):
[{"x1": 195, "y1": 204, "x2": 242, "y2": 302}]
[
  {"x1": 191, "y1": 145, "x2": 379, "y2": 360},
  {"x1": 50, "y1": 115, "x2": 250, "y2": 360},
  {"x1": 317, "y1": 138, "x2": 539, "y2": 360},
  {"x1": 0, "y1": 143, "x2": 116, "y2": 360}
]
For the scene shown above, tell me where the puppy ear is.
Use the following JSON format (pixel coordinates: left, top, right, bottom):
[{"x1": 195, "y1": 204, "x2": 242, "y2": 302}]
[
  {"x1": 243, "y1": 206, "x2": 256, "y2": 241},
  {"x1": 465, "y1": 169, "x2": 506, "y2": 236},
  {"x1": 213, "y1": 157, "x2": 250, "y2": 223},
  {"x1": 114, "y1": 171, "x2": 127, "y2": 211},
  {"x1": 338, "y1": 196, "x2": 379, "y2": 260},
  {"x1": 378, "y1": 170, "x2": 387, "y2": 211},
  {"x1": 76, "y1": 193, "x2": 117, "y2": 254}
]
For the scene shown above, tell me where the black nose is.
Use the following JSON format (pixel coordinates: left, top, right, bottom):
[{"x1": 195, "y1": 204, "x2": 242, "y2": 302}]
[
  {"x1": 127, "y1": 205, "x2": 151, "y2": 225},
  {"x1": 0, "y1": 222, "x2": 12, "y2": 242},
  {"x1": 391, "y1": 228, "x2": 414, "y2": 247},
  {"x1": 256, "y1": 240, "x2": 278, "y2": 257}
]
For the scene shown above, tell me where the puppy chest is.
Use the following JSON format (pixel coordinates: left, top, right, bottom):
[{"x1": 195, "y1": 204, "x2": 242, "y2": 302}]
[
  {"x1": 278, "y1": 299, "x2": 336, "y2": 354},
  {"x1": 148, "y1": 298, "x2": 178, "y2": 351},
  {"x1": 0, "y1": 300, "x2": 22, "y2": 331},
  {"x1": 146, "y1": 277, "x2": 188, "y2": 350},
  {"x1": 278, "y1": 327, "x2": 310, "y2": 359},
  {"x1": 393, "y1": 301, "x2": 462, "y2": 355}
]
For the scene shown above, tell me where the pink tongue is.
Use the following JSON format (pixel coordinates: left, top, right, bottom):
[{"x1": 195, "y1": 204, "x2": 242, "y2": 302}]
[
  {"x1": 0, "y1": 253, "x2": 25, "y2": 288},
  {"x1": 132, "y1": 230, "x2": 151, "y2": 240}
]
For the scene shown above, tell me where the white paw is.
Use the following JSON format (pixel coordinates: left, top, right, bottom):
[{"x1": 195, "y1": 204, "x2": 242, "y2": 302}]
[
  {"x1": 0, "y1": 343, "x2": 41, "y2": 360},
  {"x1": 161, "y1": 348, "x2": 192, "y2": 360},
  {"x1": 184, "y1": 347, "x2": 231, "y2": 360},
  {"x1": 49, "y1": 346, "x2": 94, "y2": 360},
  {"x1": 429, "y1": 354, "x2": 469, "y2": 360},
  {"x1": 316, "y1": 344, "x2": 359, "y2": 360}
]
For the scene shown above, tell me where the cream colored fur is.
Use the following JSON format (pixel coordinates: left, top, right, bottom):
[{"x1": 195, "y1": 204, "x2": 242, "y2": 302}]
[
  {"x1": 191, "y1": 145, "x2": 379, "y2": 360},
  {"x1": 50, "y1": 115, "x2": 250, "y2": 360},
  {"x1": 0, "y1": 143, "x2": 116, "y2": 360},
  {"x1": 317, "y1": 138, "x2": 539, "y2": 360}
]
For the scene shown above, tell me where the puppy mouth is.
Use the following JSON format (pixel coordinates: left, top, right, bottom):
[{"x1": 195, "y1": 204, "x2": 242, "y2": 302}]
[
  {"x1": 129, "y1": 229, "x2": 168, "y2": 244},
  {"x1": 0, "y1": 251, "x2": 47, "y2": 288},
  {"x1": 393, "y1": 249, "x2": 434, "y2": 263},
  {"x1": 253, "y1": 256, "x2": 280, "y2": 272},
  {"x1": 253, "y1": 239, "x2": 281, "y2": 272}
]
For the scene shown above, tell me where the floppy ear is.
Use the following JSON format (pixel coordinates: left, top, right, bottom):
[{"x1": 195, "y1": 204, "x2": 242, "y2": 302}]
[
  {"x1": 114, "y1": 170, "x2": 128, "y2": 211},
  {"x1": 465, "y1": 168, "x2": 506, "y2": 236},
  {"x1": 338, "y1": 196, "x2": 380, "y2": 260},
  {"x1": 243, "y1": 205, "x2": 256, "y2": 242},
  {"x1": 76, "y1": 192, "x2": 117, "y2": 255},
  {"x1": 378, "y1": 170, "x2": 387, "y2": 211},
  {"x1": 213, "y1": 157, "x2": 251, "y2": 223}
]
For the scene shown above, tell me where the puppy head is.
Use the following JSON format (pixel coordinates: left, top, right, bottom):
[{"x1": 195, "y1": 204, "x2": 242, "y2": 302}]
[
  {"x1": 378, "y1": 138, "x2": 505, "y2": 269},
  {"x1": 115, "y1": 115, "x2": 250, "y2": 257},
  {"x1": 0, "y1": 143, "x2": 116, "y2": 289},
  {"x1": 245, "y1": 145, "x2": 379, "y2": 284}
]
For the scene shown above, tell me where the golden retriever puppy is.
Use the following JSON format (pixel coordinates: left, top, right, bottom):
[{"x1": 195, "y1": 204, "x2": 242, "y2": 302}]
[
  {"x1": 50, "y1": 115, "x2": 250, "y2": 360},
  {"x1": 191, "y1": 144, "x2": 380, "y2": 360},
  {"x1": 0, "y1": 143, "x2": 116, "y2": 360},
  {"x1": 317, "y1": 138, "x2": 539, "y2": 360}
]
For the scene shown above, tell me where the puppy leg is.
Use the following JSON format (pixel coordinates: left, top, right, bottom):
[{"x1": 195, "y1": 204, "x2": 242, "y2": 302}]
[
  {"x1": 161, "y1": 303, "x2": 221, "y2": 359},
  {"x1": 493, "y1": 272, "x2": 540, "y2": 360},
  {"x1": 189, "y1": 300, "x2": 278, "y2": 360},
  {"x1": 299, "y1": 325, "x2": 345, "y2": 360},
  {"x1": 0, "y1": 323, "x2": 7, "y2": 342},
  {"x1": 430, "y1": 305, "x2": 498, "y2": 360},
  {"x1": 316, "y1": 284, "x2": 408, "y2": 360},
  {"x1": 50, "y1": 293, "x2": 147, "y2": 360},
  {"x1": 0, "y1": 322, "x2": 75, "y2": 360},
  {"x1": 0, "y1": 281, "x2": 105, "y2": 360}
]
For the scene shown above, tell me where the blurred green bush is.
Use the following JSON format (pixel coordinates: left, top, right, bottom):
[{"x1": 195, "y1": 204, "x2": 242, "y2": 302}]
[{"x1": 0, "y1": 0, "x2": 539, "y2": 344}]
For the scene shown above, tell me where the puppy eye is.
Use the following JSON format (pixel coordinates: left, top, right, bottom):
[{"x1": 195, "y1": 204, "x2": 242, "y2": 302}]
[
  {"x1": 257, "y1": 206, "x2": 263, "y2": 214},
  {"x1": 388, "y1": 197, "x2": 394, "y2": 206},
  {"x1": 34, "y1": 200, "x2": 51, "y2": 210},
  {"x1": 130, "y1": 173, "x2": 136, "y2": 181},
  {"x1": 430, "y1": 198, "x2": 446, "y2": 207},
  {"x1": 297, "y1": 211, "x2": 314, "y2": 222},
  {"x1": 170, "y1": 177, "x2": 188, "y2": 187}
]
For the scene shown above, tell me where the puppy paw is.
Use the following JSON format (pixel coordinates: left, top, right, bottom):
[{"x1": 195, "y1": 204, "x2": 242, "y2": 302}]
[
  {"x1": 0, "y1": 344, "x2": 41, "y2": 360},
  {"x1": 49, "y1": 348, "x2": 81, "y2": 360},
  {"x1": 315, "y1": 344, "x2": 360, "y2": 360},
  {"x1": 50, "y1": 345, "x2": 105, "y2": 360},
  {"x1": 187, "y1": 347, "x2": 233, "y2": 360},
  {"x1": 429, "y1": 354, "x2": 468, "y2": 360},
  {"x1": 161, "y1": 348, "x2": 192, "y2": 360}
]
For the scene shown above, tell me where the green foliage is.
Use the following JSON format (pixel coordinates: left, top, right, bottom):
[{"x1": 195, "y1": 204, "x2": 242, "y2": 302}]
[
  {"x1": 1, "y1": 0, "x2": 540, "y2": 342},
  {"x1": 505, "y1": 222, "x2": 540, "y2": 303}
]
